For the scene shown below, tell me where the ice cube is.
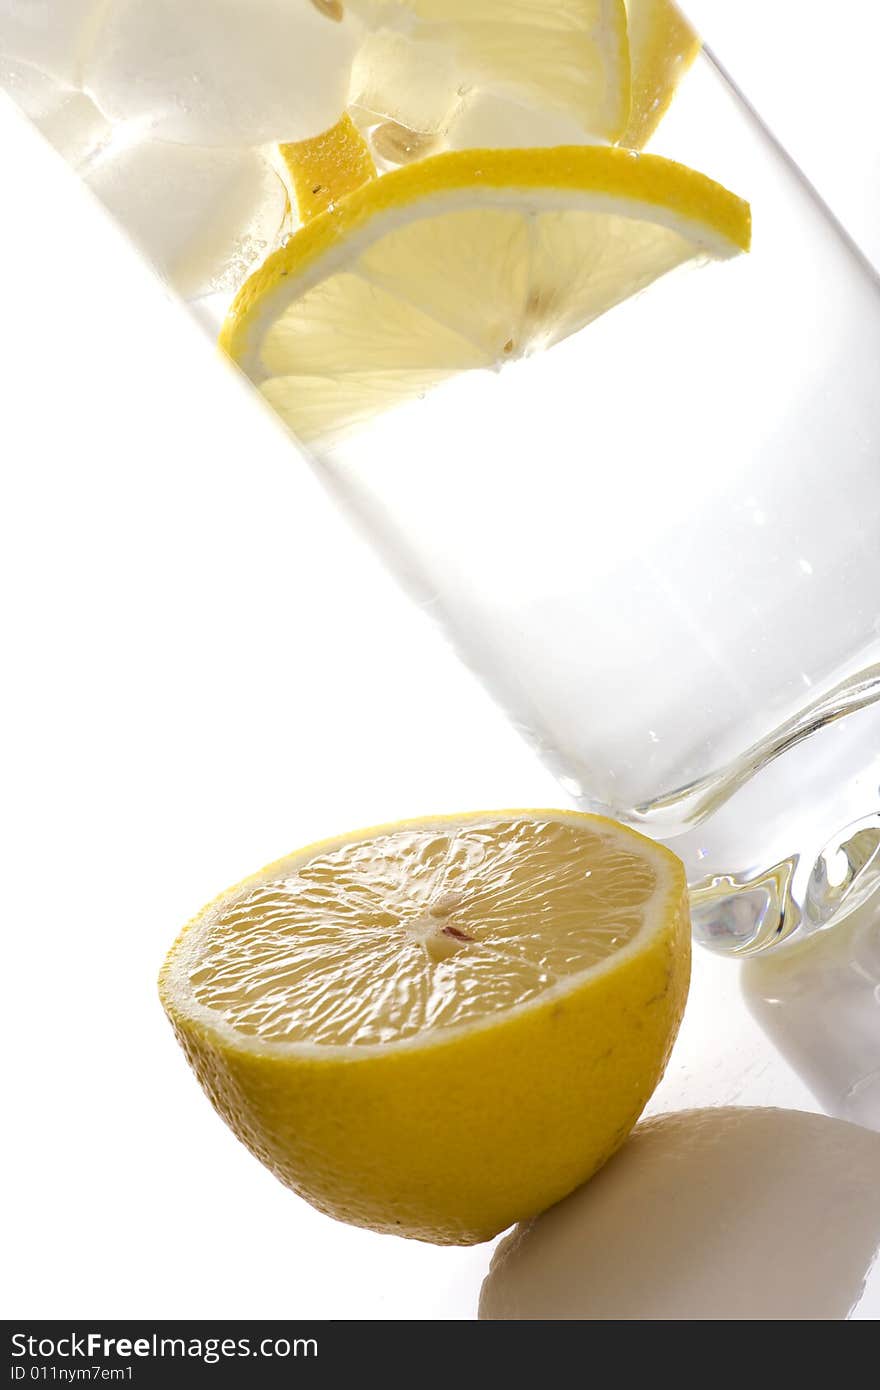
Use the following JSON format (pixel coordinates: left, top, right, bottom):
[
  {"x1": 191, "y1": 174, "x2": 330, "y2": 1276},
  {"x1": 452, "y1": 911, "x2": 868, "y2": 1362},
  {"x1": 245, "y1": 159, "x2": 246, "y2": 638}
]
[
  {"x1": 85, "y1": 0, "x2": 363, "y2": 146},
  {"x1": 0, "y1": 0, "x2": 102, "y2": 87},
  {"x1": 447, "y1": 91, "x2": 589, "y2": 152},
  {"x1": 1, "y1": 55, "x2": 112, "y2": 167},
  {"x1": 85, "y1": 138, "x2": 288, "y2": 300}
]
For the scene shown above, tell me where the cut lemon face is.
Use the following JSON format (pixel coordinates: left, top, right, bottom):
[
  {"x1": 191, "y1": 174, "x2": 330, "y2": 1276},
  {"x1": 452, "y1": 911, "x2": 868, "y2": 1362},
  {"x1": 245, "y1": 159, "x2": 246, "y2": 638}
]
[
  {"x1": 221, "y1": 145, "x2": 750, "y2": 444},
  {"x1": 160, "y1": 809, "x2": 690, "y2": 1244}
]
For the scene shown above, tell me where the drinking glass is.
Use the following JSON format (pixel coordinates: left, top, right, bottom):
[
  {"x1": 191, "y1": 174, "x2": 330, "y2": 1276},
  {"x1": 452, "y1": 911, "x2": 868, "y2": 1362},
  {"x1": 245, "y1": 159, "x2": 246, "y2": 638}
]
[{"x1": 4, "y1": 3, "x2": 879, "y2": 954}]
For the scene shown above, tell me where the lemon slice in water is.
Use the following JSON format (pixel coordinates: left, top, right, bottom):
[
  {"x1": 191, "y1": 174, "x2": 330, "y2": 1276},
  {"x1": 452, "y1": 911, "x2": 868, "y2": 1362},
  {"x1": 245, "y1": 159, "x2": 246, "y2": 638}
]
[{"x1": 221, "y1": 145, "x2": 750, "y2": 443}]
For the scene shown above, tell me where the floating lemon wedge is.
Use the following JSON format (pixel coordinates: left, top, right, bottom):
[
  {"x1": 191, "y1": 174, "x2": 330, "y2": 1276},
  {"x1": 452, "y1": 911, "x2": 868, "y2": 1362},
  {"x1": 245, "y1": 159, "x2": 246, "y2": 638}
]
[
  {"x1": 624, "y1": 0, "x2": 701, "y2": 148},
  {"x1": 280, "y1": 111, "x2": 377, "y2": 224}
]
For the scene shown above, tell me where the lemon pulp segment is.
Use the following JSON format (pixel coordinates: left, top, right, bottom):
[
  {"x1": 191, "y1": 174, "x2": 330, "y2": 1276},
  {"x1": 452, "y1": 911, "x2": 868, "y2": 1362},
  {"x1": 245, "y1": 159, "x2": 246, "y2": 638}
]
[{"x1": 624, "y1": 0, "x2": 701, "y2": 148}]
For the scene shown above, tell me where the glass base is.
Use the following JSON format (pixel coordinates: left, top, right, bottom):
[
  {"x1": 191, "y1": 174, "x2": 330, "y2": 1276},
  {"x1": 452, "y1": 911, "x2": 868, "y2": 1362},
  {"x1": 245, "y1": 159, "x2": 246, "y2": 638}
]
[
  {"x1": 648, "y1": 697, "x2": 880, "y2": 954},
  {"x1": 686, "y1": 812, "x2": 880, "y2": 956}
]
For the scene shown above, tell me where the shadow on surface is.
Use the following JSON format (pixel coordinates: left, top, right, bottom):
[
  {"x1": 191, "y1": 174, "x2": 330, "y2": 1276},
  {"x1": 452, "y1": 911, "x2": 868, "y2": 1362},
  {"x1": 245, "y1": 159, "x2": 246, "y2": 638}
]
[
  {"x1": 742, "y1": 896, "x2": 880, "y2": 1129},
  {"x1": 480, "y1": 1107, "x2": 880, "y2": 1319}
]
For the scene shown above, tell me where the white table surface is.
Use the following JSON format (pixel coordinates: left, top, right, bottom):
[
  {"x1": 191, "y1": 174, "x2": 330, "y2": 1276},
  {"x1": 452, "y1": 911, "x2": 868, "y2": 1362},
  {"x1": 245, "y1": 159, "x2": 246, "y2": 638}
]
[{"x1": 2, "y1": 9, "x2": 879, "y2": 1320}]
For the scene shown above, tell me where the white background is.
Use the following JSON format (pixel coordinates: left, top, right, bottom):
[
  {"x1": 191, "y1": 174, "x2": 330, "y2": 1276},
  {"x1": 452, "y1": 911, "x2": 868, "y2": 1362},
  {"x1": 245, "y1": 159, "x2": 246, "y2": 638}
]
[
  {"x1": 685, "y1": 0, "x2": 880, "y2": 272},
  {"x1": 2, "y1": 3, "x2": 879, "y2": 1320}
]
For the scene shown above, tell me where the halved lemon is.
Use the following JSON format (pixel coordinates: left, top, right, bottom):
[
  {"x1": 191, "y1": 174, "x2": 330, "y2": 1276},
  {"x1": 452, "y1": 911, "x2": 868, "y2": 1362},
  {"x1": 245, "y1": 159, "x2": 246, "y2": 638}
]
[
  {"x1": 220, "y1": 145, "x2": 750, "y2": 443},
  {"x1": 159, "y1": 809, "x2": 690, "y2": 1244}
]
